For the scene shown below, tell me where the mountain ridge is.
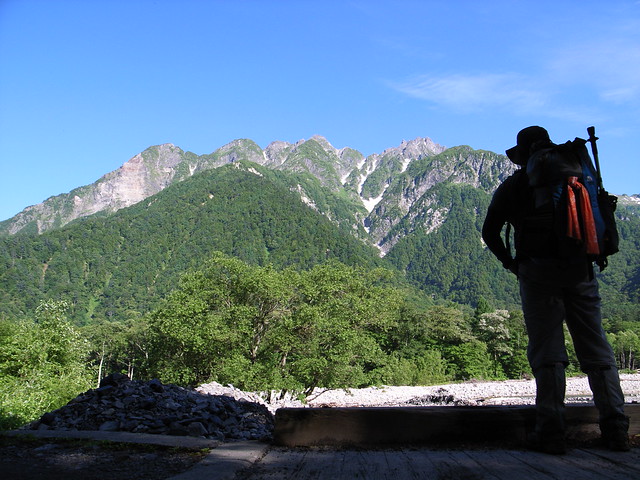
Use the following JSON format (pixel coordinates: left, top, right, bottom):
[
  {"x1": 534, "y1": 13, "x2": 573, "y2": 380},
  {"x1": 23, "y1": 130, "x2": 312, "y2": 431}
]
[
  {"x1": 0, "y1": 136, "x2": 446, "y2": 235},
  {"x1": 3, "y1": 135, "x2": 638, "y2": 239}
]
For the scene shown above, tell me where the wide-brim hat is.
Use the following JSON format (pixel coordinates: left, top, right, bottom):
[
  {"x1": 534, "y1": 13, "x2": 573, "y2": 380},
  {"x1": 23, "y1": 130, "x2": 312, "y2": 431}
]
[{"x1": 506, "y1": 126, "x2": 550, "y2": 165}]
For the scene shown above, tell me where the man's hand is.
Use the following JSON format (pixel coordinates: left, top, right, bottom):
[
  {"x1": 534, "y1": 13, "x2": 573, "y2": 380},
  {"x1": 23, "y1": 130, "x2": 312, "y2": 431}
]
[{"x1": 504, "y1": 258, "x2": 519, "y2": 276}]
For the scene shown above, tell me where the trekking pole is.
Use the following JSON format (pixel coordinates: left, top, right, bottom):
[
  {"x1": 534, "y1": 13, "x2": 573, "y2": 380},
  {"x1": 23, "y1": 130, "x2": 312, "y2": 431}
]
[{"x1": 587, "y1": 126, "x2": 604, "y2": 190}]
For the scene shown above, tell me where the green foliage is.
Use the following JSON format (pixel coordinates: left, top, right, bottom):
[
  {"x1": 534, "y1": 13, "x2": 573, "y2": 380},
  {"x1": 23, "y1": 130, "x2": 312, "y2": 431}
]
[
  {"x1": 0, "y1": 163, "x2": 383, "y2": 325},
  {"x1": 280, "y1": 261, "x2": 401, "y2": 394},
  {"x1": 145, "y1": 252, "x2": 295, "y2": 387},
  {"x1": 144, "y1": 254, "x2": 403, "y2": 395},
  {"x1": 81, "y1": 317, "x2": 151, "y2": 386},
  {"x1": 370, "y1": 350, "x2": 450, "y2": 386},
  {"x1": 0, "y1": 300, "x2": 92, "y2": 430},
  {"x1": 473, "y1": 309, "x2": 531, "y2": 379},
  {"x1": 474, "y1": 296, "x2": 493, "y2": 317},
  {"x1": 497, "y1": 310, "x2": 531, "y2": 378},
  {"x1": 384, "y1": 182, "x2": 521, "y2": 308},
  {"x1": 608, "y1": 321, "x2": 640, "y2": 371},
  {"x1": 143, "y1": 253, "x2": 533, "y2": 391},
  {"x1": 597, "y1": 205, "x2": 640, "y2": 322},
  {"x1": 445, "y1": 340, "x2": 498, "y2": 380}
]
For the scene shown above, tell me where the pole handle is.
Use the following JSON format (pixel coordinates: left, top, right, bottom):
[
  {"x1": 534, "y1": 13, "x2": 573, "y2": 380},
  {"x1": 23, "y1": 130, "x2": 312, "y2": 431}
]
[{"x1": 587, "y1": 126, "x2": 603, "y2": 189}]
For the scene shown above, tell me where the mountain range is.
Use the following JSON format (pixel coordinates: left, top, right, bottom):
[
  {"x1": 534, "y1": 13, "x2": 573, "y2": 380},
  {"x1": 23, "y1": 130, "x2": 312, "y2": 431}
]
[
  {"x1": 1, "y1": 135, "x2": 639, "y2": 324},
  {"x1": 0, "y1": 136, "x2": 481, "y2": 239}
]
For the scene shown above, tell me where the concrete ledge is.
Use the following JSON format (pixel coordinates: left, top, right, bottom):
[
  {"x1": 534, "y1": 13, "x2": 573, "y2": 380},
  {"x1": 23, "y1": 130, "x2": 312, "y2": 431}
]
[
  {"x1": 4, "y1": 429, "x2": 219, "y2": 450},
  {"x1": 4, "y1": 430, "x2": 268, "y2": 480},
  {"x1": 274, "y1": 404, "x2": 640, "y2": 447}
]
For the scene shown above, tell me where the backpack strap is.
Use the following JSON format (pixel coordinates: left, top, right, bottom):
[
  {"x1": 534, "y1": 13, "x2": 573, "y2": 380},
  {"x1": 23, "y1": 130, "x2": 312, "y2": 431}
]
[
  {"x1": 566, "y1": 176, "x2": 600, "y2": 255},
  {"x1": 505, "y1": 221, "x2": 512, "y2": 261}
]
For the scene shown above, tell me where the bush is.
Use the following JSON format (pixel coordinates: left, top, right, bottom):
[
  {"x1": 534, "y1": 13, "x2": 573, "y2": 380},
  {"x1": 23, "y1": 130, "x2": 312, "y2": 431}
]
[
  {"x1": 445, "y1": 340, "x2": 502, "y2": 381},
  {"x1": 371, "y1": 350, "x2": 451, "y2": 386},
  {"x1": 0, "y1": 301, "x2": 92, "y2": 430}
]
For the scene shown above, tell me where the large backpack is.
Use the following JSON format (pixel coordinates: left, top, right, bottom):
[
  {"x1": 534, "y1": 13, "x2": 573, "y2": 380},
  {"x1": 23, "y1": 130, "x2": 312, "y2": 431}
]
[{"x1": 508, "y1": 137, "x2": 619, "y2": 270}]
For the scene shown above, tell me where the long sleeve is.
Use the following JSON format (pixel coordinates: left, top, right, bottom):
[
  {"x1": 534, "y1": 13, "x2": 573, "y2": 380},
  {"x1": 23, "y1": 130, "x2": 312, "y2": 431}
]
[
  {"x1": 482, "y1": 207, "x2": 512, "y2": 268},
  {"x1": 482, "y1": 173, "x2": 521, "y2": 270}
]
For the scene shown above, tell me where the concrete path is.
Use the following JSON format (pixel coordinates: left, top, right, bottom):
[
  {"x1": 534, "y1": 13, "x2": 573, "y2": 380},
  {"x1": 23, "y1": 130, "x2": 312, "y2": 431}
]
[
  {"x1": 8, "y1": 429, "x2": 639, "y2": 479},
  {"x1": 178, "y1": 443, "x2": 640, "y2": 480}
]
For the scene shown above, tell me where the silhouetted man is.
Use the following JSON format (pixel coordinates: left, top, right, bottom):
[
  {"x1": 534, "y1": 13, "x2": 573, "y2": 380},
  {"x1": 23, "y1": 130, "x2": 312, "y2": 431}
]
[{"x1": 482, "y1": 126, "x2": 629, "y2": 454}]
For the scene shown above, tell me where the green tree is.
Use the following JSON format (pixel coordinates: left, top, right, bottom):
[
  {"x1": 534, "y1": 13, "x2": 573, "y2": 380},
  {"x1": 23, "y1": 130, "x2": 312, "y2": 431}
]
[
  {"x1": 146, "y1": 252, "x2": 294, "y2": 387},
  {"x1": 0, "y1": 300, "x2": 91, "y2": 429},
  {"x1": 82, "y1": 316, "x2": 151, "y2": 386},
  {"x1": 422, "y1": 305, "x2": 474, "y2": 346},
  {"x1": 475, "y1": 310, "x2": 512, "y2": 378},
  {"x1": 280, "y1": 261, "x2": 401, "y2": 394},
  {"x1": 145, "y1": 254, "x2": 402, "y2": 396},
  {"x1": 445, "y1": 340, "x2": 495, "y2": 380},
  {"x1": 609, "y1": 326, "x2": 640, "y2": 371},
  {"x1": 501, "y1": 310, "x2": 531, "y2": 378},
  {"x1": 370, "y1": 350, "x2": 450, "y2": 386},
  {"x1": 474, "y1": 296, "x2": 493, "y2": 318}
]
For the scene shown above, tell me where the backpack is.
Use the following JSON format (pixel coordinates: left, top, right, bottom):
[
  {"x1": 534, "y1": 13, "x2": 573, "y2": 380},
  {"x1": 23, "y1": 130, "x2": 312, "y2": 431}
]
[{"x1": 508, "y1": 138, "x2": 619, "y2": 270}]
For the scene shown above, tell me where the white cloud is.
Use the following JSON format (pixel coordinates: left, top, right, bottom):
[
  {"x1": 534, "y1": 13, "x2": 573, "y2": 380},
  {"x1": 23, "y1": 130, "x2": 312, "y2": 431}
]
[
  {"x1": 390, "y1": 6, "x2": 640, "y2": 120},
  {"x1": 391, "y1": 73, "x2": 549, "y2": 114},
  {"x1": 389, "y1": 70, "x2": 611, "y2": 125},
  {"x1": 548, "y1": 40, "x2": 640, "y2": 105}
]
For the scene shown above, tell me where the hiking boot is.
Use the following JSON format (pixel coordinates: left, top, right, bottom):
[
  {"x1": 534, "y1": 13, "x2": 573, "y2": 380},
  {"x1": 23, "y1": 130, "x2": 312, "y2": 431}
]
[
  {"x1": 587, "y1": 367, "x2": 630, "y2": 452},
  {"x1": 601, "y1": 416, "x2": 631, "y2": 452},
  {"x1": 529, "y1": 363, "x2": 567, "y2": 455},
  {"x1": 603, "y1": 429, "x2": 631, "y2": 452},
  {"x1": 526, "y1": 431, "x2": 567, "y2": 455}
]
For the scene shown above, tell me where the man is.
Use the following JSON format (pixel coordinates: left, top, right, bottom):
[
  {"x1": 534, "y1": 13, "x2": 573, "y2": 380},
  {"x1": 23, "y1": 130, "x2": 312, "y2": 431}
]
[{"x1": 482, "y1": 126, "x2": 629, "y2": 454}]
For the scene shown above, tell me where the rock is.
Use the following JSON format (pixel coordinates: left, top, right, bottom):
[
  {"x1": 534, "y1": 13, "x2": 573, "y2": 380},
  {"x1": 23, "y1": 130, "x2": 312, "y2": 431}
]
[
  {"x1": 148, "y1": 379, "x2": 164, "y2": 393},
  {"x1": 98, "y1": 420, "x2": 119, "y2": 431},
  {"x1": 22, "y1": 375, "x2": 274, "y2": 442},
  {"x1": 39, "y1": 412, "x2": 56, "y2": 425},
  {"x1": 187, "y1": 422, "x2": 208, "y2": 436},
  {"x1": 100, "y1": 372, "x2": 129, "y2": 387}
]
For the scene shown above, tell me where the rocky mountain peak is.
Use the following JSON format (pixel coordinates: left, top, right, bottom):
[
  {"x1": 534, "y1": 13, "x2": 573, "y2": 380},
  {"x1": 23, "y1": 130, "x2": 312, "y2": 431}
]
[
  {"x1": 308, "y1": 135, "x2": 335, "y2": 151},
  {"x1": 383, "y1": 137, "x2": 446, "y2": 160},
  {"x1": 262, "y1": 140, "x2": 292, "y2": 166},
  {"x1": 0, "y1": 135, "x2": 502, "y2": 237}
]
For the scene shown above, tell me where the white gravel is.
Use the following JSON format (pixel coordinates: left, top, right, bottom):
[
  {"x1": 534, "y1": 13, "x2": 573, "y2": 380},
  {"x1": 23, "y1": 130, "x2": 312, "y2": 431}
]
[{"x1": 197, "y1": 374, "x2": 640, "y2": 413}]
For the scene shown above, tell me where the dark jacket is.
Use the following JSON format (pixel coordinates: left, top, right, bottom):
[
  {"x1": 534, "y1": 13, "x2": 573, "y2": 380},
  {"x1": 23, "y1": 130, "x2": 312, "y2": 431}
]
[{"x1": 482, "y1": 172, "x2": 521, "y2": 270}]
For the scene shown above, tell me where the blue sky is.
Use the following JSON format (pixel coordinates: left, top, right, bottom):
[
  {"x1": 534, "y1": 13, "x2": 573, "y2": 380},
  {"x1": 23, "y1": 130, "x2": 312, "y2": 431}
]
[{"x1": 1, "y1": 0, "x2": 639, "y2": 222}]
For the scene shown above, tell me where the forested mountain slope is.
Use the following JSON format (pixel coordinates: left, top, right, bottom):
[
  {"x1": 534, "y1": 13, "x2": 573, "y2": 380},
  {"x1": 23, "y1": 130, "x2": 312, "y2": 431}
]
[
  {"x1": 1, "y1": 136, "x2": 639, "y2": 322},
  {"x1": 0, "y1": 162, "x2": 385, "y2": 324}
]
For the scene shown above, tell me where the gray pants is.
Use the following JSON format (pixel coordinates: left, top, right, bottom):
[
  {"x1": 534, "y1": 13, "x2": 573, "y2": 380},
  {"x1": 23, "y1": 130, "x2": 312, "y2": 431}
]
[{"x1": 518, "y1": 257, "x2": 617, "y2": 372}]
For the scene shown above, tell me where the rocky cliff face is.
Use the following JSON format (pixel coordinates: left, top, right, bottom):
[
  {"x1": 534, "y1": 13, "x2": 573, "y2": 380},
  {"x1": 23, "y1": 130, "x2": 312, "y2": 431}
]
[
  {"x1": 1, "y1": 144, "x2": 187, "y2": 234},
  {"x1": 0, "y1": 136, "x2": 512, "y2": 254},
  {"x1": 366, "y1": 147, "x2": 515, "y2": 253}
]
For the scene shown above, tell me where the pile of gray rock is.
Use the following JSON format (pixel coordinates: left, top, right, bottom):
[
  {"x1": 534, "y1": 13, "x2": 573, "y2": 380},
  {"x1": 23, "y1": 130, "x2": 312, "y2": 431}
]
[
  {"x1": 402, "y1": 389, "x2": 468, "y2": 406},
  {"x1": 22, "y1": 373, "x2": 274, "y2": 441}
]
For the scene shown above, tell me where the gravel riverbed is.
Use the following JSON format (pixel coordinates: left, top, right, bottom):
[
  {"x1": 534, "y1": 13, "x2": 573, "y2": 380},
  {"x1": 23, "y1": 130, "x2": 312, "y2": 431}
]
[{"x1": 197, "y1": 373, "x2": 640, "y2": 413}]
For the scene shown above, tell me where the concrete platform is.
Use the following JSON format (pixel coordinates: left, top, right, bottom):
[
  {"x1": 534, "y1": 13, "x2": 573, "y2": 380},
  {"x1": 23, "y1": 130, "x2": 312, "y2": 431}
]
[
  {"x1": 239, "y1": 444, "x2": 640, "y2": 479},
  {"x1": 7, "y1": 404, "x2": 640, "y2": 479},
  {"x1": 5, "y1": 428, "x2": 220, "y2": 450},
  {"x1": 12, "y1": 429, "x2": 639, "y2": 480},
  {"x1": 274, "y1": 404, "x2": 640, "y2": 447}
]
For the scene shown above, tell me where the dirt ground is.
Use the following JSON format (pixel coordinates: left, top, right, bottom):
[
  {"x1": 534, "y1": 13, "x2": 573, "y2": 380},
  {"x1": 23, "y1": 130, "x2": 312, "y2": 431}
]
[{"x1": 0, "y1": 434, "x2": 207, "y2": 480}]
